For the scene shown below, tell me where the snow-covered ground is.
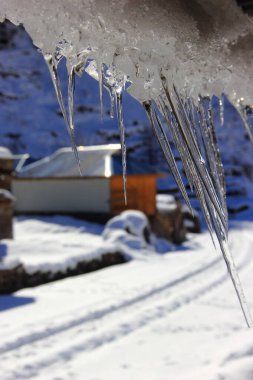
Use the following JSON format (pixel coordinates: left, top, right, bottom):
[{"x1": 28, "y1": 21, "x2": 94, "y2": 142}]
[
  {"x1": 1, "y1": 217, "x2": 253, "y2": 380},
  {"x1": 0, "y1": 216, "x2": 109, "y2": 273},
  {"x1": 0, "y1": 212, "x2": 172, "y2": 274}
]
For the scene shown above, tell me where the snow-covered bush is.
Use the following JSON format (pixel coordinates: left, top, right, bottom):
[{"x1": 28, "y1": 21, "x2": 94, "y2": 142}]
[
  {"x1": 103, "y1": 210, "x2": 175, "y2": 254},
  {"x1": 103, "y1": 210, "x2": 152, "y2": 250}
]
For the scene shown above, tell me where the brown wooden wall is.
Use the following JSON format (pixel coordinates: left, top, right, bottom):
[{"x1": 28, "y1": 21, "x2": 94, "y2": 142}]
[
  {"x1": 110, "y1": 174, "x2": 157, "y2": 216},
  {"x1": 0, "y1": 158, "x2": 13, "y2": 191}
]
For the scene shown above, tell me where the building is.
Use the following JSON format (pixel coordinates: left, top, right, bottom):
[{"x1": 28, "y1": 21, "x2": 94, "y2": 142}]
[{"x1": 13, "y1": 144, "x2": 159, "y2": 217}]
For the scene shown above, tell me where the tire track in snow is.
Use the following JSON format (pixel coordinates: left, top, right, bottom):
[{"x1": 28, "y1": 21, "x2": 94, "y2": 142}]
[
  {"x1": 0, "y1": 255, "x2": 223, "y2": 355},
  {"x1": 2, "y1": 252, "x2": 250, "y2": 380},
  {"x1": 1, "y1": 228, "x2": 252, "y2": 380}
]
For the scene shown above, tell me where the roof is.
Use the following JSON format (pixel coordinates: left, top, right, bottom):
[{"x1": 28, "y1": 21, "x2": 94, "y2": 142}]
[
  {"x1": 19, "y1": 144, "x2": 122, "y2": 178},
  {"x1": 0, "y1": 146, "x2": 12, "y2": 159}
]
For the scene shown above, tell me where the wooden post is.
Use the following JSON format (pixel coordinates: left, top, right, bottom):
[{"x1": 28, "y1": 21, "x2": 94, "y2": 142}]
[
  {"x1": 0, "y1": 190, "x2": 14, "y2": 239},
  {"x1": 0, "y1": 157, "x2": 13, "y2": 191},
  {"x1": 0, "y1": 149, "x2": 14, "y2": 240}
]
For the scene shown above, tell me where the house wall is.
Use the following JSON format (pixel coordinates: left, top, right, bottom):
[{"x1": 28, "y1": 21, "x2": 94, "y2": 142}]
[
  {"x1": 110, "y1": 174, "x2": 157, "y2": 216},
  {"x1": 12, "y1": 177, "x2": 111, "y2": 214}
]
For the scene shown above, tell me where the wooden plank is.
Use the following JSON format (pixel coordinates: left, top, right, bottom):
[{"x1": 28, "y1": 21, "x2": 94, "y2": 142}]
[
  {"x1": 0, "y1": 176, "x2": 12, "y2": 191},
  {"x1": 110, "y1": 175, "x2": 157, "y2": 215},
  {"x1": 0, "y1": 197, "x2": 13, "y2": 239},
  {"x1": 0, "y1": 158, "x2": 12, "y2": 173}
]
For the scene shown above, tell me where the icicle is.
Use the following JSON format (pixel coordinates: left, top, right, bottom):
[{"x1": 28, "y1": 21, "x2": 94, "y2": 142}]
[
  {"x1": 164, "y1": 81, "x2": 227, "y2": 231},
  {"x1": 198, "y1": 96, "x2": 227, "y2": 225},
  {"x1": 207, "y1": 100, "x2": 227, "y2": 220},
  {"x1": 158, "y1": 94, "x2": 195, "y2": 195},
  {"x1": 109, "y1": 91, "x2": 114, "y2": 118},
  {"x1": 68, "y1": 66, "x2": 75, "y2": 133},
  {"x1": 219, "y1": 96, "x2": 224, "y2": 127},
  {"x1": 43, "y1": 50, "x2": 252, "y2": 326},
  {"x1": 101, "y1": 63, "x2": 128, "y2": 203},
  {"x1": 44, "y1": 53, "x2": 69, "y2": 125},
  {"x1": 143, "y1": 100, "x2": 192, "y2": 212},
  {"x1": 97, "y1": 60, "x2": 104, "y2": 120},
  {"x1": 67, "y1": 65, "x2": 83, "y2": 175},
  {"x1": 115, "y1": 91, "x2": 127, "y2": 204},
  {"x1": 101, "y1": 65, "x2": 115, "y2": 118},
  {"x1": 152, "y1": 74, "x2": 252, "y2": 327},
  {"x1": 220, "y1": 239, "x2": 253, "y2": 328},
  {"x1": 44, "y1": 53, "x2": 82, "y2": 175},
  {"x1": 235, "y1": 98, "x2": 253, "y2": 144}
]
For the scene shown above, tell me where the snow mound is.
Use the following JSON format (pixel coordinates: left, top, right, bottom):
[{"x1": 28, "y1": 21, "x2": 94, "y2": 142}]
[
  {"x1": 156, "y1": 194, "x2": 178, "y2": 213},
  {"x1": 103, "y1": 210, "x2": 175, "y2": 254},
  {"x1": 103, "y1": 210, "x2": 151, "y2": 250}
]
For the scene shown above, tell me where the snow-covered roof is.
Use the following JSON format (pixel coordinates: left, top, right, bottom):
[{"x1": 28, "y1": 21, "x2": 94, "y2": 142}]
[
  {"x1": 0, "y1": 146, "x2": 12, "y2": 159},
  {"x1": 19, "y1": 144, "x2": 122, "y2": 178},
  {"x1": 0, "y1": 189, "x2": 15, "y2": 202},
  {"x1": 156, "y1": 194, "x2": 177, "y2": 213}
]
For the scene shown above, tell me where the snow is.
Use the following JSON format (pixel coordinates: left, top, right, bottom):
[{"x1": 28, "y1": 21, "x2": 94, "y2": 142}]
[
  {"x1": 19, "y1": 144, "x2": 121, "y2": 177},
  {"x1": 104, "y1": 210, "x2": 150, "y2": 241},
  {"x1": 1, "y1": 1, "x2": 253, "y2": 103},
  {"x1": 156, "y1": 194, "x2": 177, "y2": 212},
  {"x1": 0, "y1": 216, "x2": 109, "y2": 274},
  {"x1": 103, "y1": 210, "x2": 152, "y2": 251},
  {"x1": 0, "y1": 189, "x2": 15, "y2": 202},
  {"x1": 0, "y1": 0, "x2": 253, "y2": 328},
  {"x1": 0, "y1": 218, "x2": 253, "y2": 380},
  {"x1": 0, "y1": 146, "x2": 12, "y2": 158},
  {"x1": 0, "y1": 213, "x2": 166, "y2": 274}
]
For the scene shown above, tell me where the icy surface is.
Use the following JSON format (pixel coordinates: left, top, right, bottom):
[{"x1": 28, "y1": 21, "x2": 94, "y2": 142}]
[
  {"x1": 1, "y1": 0, "x2": 253, "y2": 324},
  {"x1": 1, "y1": 0, "x2": 253, "y2": 103}
]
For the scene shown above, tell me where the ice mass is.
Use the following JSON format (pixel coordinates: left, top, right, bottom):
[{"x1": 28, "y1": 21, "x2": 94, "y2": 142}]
[{"x1": 0, "y1": 0, "x2": 253, "y2": 326}]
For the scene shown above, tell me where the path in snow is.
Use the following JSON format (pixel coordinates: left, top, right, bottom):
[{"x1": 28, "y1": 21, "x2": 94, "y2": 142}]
[{"x1": 0, "y1": 222, "x2": 253, "y2": 380}]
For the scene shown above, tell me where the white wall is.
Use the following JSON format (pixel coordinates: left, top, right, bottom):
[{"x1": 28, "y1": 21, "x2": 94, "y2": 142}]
[{"x1": 12, "y1": 178, "x2": 110, "y2": 213}]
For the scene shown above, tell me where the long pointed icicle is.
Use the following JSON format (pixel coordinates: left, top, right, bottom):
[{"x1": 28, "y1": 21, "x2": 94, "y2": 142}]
[
  {"x1": 236, "y1": 101, "x2": 253, "y2": 144},
  {"x1": 143, "y1": 100, "x2": 192, "y2": 212},
  {"x1": 68, "y1": 66, "x2": 83, "y2": 175},
  {"x1": 199, "y1": 97, "x2": 227, "y2": 224},
  {"x1": 158, "y1": 94, "x2": 195, "y2": 195},
  {"x1": 174, "y1": 92, "x2": 252, "y2": 327},
  {"x1": 220, "y1": 239, "x2": 253, "y2": 328},
  {"x1": 152, "y1": 74, "x2": 252, "y2": 327},
  {"x1": 159, "y1": 97, "x2": 217, "y2": 246},
  {"x1": 115, "y1": 91, "x2": 127, "y2": 204},
  {"x1": 97, "y1": 60, "x2": 104, "y2": 120},
  {"x1": 44, "y1": 54, "x2": 82, "y2": 175},
  {"x1": 219, "y1": 96, "x2": 224, "y2": 127},
  {"x1": 170, "y1": 85, "x2": 227, "y2": 233}
]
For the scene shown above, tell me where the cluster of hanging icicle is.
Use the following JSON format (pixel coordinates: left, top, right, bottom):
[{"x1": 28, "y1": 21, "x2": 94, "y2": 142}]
[
  {"x1": 44, "y1": 52, "x2": 128, "y2": 203},
  {"x1": 43, "y1": 51, "x2": 252, "y2": 327},
  {"x1": 144, "y1": 72, "x2": 252, "y2": 327}
]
